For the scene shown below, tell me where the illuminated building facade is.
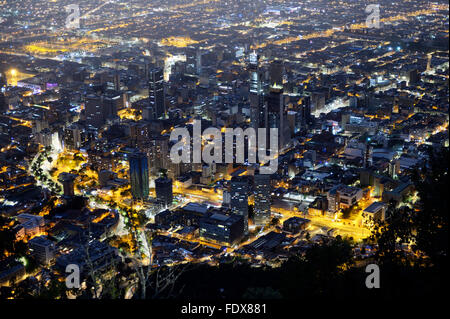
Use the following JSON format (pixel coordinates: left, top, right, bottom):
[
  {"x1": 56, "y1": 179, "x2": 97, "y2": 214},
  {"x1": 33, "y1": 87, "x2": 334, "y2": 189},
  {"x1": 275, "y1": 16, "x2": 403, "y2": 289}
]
[
  {"x1": 155, "y1": 176, "x2": 173, "y2": 207},
  {"x1": 249, "y1": 52, "x2": 266, "y2": 131},
  {"x1": 148, "y1": 68, "x2": 165, "y2": 119},
  {"x1": 230, "y1": 176, "x2": 249, "y2": 233},
  {"x1": 253, "y1": 173, "x2": 271, "y2": 225},
  {"x1": 199, "y1": 212, "x2": 244, "y2": 245},
  {"x1": 129, "y1": 151, "x2": 150, "y2": 200}
]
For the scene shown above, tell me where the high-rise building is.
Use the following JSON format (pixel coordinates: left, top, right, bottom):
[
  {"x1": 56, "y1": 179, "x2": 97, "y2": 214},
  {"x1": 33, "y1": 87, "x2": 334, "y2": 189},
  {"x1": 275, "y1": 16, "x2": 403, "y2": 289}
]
[
  {"x1": 186, "y1": 48, "x2": 202, "y2": 75},
  {"x1": 388, "y1": 159, "x2": 400, "y2": 179},
  {"x1": 253, "y1": 173, "x2": 271, "y2": 225},
  {"x1": 155, "y1": 176, "x2": 173, "y2": 207},
  {"x1": 364, "y1": 144, "x2": 373, "y2": 168},
  {"x1": 249, "y1": 52, "x2": 266, "y2": 130},
  {"x1": 148, "y1": 68, "x2": 165, "y2": 119},
  {"x1": 266, "y1": 85, "x2": 290, "y2": 151},
  {"x1": 311, "y1": 91, "x2": 325, "y2": 113},
  {"x1": 408, "y1": 68, "x2": 420, "y2": 85},
  {"x1": 113, "y1": 72, "x2": 120, "y2": 91},
  {"x1": 85, "y1": 95, "x2": 105, "y2": 129},
  {"x1": 129, "y1": 151, "x2": 150, "y2": 200},
  {"x1": 269, "y1": 60, "x2": 284, "y2": 87},
  {"x1": 230, "y1": 176, "x2": 249, "y2": 233},
  {"x1": 0, "y1": 72, "x2": 7, "y2": 112},
  {"x1": 103, "y1": 92, "x2": 124, "y2": 120},
  {"x1": 0, "y1": 71, "x2": 6, "y2": 88},
  {"x1": 299, "y1": 94, "x2": 312, "y2": 128},
  {"x1": 64, "y1": 123, "x2": 85, "y2": 150},
  {"x1": 0, "y1": 90, "x2": 6, "y2": 113},
  {"x1": 146, "y1": 135, "x2": 170, "y2": 176}
]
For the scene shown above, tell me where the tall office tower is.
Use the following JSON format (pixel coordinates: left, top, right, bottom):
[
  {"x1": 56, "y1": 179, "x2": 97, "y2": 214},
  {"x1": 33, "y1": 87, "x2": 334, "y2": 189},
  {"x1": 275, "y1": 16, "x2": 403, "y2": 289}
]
[
  {"x1": 0, "y1": 90, "x2": 6, "y2": 112},
  {"x1": 0, "y1": 71, "x2": 6, "y2": 88},
  {"x1": 388, "y1": 159, "x2": 400, "y2": 179},
  {"x1": 129, "y1": 151, "x2": 150, "y2": 200},
  {"x1": 186, "y1": 47, "x2": 202, "y2": 75},
  {"x1": 146, "y1": 135, "x2": 170, "y2": 175},
  {"x1": 299, "y1": 94, "x2": 312, "y2": 128},
  {"x1": 148, "y1": 67, "x2": 165, "y2": 119},
  {"x1": 230, "y1": 176, "x2": 249, "y2": 234},
  {"x1": 408, "y1": 69, "x2": 420, "y2": 85},
  {"x1": 63, "y1": 123, "x2": 85, "y2": 150},
  {"x1": 85, "y1": 95, "x2": 105, "y2": 129},
  {"x1": 266, "y1": 85, "x2": 290, "y2": 151},
  {"x1": 311, "y1": 91, "x2": 326, "y2": 113},
  {"x1": 253, "y1": 173, "x2": 271, "y2": 226},
  {"x1": 341, "y1": 112, "x2": 351, "y2": 131},
  {"x1": 0, "y1": 72, "x2": 6, "y2": 112},
  {"x1": 269, "y1": 60, "x2": 284, "y2": 87},
  {"x1": 248, "y1": 52, "x2": 266, "y2": 130},
  {"x1": 113, "y1": 72, "x2": 120, "y2": 91},
  {"x1": 364, "y1": 144, "x2": 373, "y2": 168},
  {"x1": 155, "y1": 176, "x2": 173, "y2": 207},
  {"x1": 103, "y1": 93, "x2": 123, "y2": 121},
  {"x1": 286, "y1": 110, "x2": 299, "y2": 135},
  {"x1": 58, "y1": 172, "x2": 77, "y2": 197}
]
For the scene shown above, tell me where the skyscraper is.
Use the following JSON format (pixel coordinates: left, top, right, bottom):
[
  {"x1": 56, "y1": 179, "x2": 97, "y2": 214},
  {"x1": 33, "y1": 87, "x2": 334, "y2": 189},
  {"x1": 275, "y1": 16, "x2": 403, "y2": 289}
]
[
  {"x1": 230, "y1": 176, "x2": 249, "y2": 234},
  {"x1": 102, "y1": 91, "x2": 124, "y2": 120},
  {"x1": 364, "y1": 144, "x2": 373, "y2": 168},
  {"x1": 129, "y1": 151, "x2": 150, "y2": 200},
  {"x1": 0, "y1": 71, "x2": 6, "y2": 88},
  {"x1": 155, "y1": 176, "x2": 173, "y2": 207},
  {"x1": 113, "y1": 72, "x2": 120, "y2": 91},
  {"x1": 85, "y1": 95, "x2": 105, "y2": 129},
  {"x1": 63, "y1": 123, "x2": 85, "y2": 150},
  {"x1": 269, "y1": 60, "x2": 284, "y2": 87},
  {"x1": 146, "y1": 135, "x2": 170, "y2": 176},
  {"x1": 266, "y1": 85, "x2": 290, "y2": 151},
  {"x1": 249, "y1": 52, "x2": 265, "y2": 130},
  {"x1": 148, "y1": 67, "x2": 165, "y2": 119},
  {"x1": 253, "y1": 173, "x2": 271, "y2": 226},
  {"x1": 0, "y1": 90, "x2": 6, "y2": 113},
  {"x1": 299, "y1": 94, "x2": 312, "y2": 129},
  {"x1": 186, "y1": 47, "x2": 202, "y2": 75},
  {"x1": 0, "y1": 72, "x2": 6, "y2": 112}
]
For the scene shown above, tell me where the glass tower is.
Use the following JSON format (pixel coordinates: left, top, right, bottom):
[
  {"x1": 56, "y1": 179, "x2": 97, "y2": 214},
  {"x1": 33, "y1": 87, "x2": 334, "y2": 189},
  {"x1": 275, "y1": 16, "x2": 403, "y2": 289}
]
[{"x1": 129, "y1": 152, "x2": 150, "y2": 200}]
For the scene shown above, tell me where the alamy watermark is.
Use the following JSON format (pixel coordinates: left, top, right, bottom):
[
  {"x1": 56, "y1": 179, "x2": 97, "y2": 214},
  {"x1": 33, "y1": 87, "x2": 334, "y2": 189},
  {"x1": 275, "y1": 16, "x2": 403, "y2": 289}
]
[
  {"x1": 65, "y1": 4, "x2": 80, "y2": 29},
  {"x1": 65, "y1": 1, "x2": 113, "y2": 29},
  {"x1": 65, "y1": 263, "x2": 80, "y2": 289},
  {"x1": 365, "y1": 264, "x2": 380, "y2": 288},
  {"x1": 365, "y1": 4, "x2": 380, "y2": 29},
  {"x1": 169, "y1": 120, "x2": 279, "y2": 174}
]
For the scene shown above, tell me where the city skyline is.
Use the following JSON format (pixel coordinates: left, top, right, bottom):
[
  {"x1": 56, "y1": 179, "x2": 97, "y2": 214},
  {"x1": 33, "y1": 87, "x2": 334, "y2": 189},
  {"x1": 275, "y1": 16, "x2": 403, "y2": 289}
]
[{"x1": 0, "y1": 0, "x2": 448, "y2": 308}]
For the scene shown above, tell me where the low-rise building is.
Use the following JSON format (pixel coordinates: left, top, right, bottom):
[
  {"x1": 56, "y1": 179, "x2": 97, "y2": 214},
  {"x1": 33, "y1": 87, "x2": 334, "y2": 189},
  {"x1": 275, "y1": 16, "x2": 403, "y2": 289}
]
[
  {"x1": 327, "y1": 184, "x2": 363, "y2": 212},
  {"x1": 283, "y1": 217, "x2": 311, "y2": 234},
  {"x1": 199, "y1": 212, "x2": 244, "y2": 245},
  {"x1": 362, "y1": 202, "x2": 387, "y2": 226},
  {"x1": 28, "y1": 236, "x2": 56, "y2": 265}
]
